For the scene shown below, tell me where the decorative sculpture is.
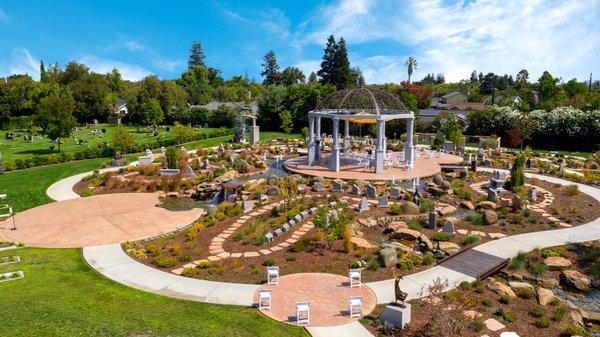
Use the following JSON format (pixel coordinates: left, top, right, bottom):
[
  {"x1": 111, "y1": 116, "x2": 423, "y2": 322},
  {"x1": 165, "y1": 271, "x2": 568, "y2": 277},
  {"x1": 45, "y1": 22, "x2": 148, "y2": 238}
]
[{"x1": 392, "y1": 271, "x2": 408, "y2": 308}]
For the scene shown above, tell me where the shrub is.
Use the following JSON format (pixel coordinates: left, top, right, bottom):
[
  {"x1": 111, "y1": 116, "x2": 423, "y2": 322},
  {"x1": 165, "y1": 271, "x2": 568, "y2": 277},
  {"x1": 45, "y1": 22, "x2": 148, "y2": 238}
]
[
  {"x1": 482, "y1": 298, "x2": 492, "y2": 307},
  {"x1": 549, "y1": 297, "x2": 561, "y2": 306},
  {"x1": 462, "y1": 235, "x2": 480, "y2": 245},
  {"x1": 465, "y1": 213, "x2": 483, "y2": 226},
  {"x1": 389, "y1": 203, "x2": 402, "y2": 215},
  {"x1": 293, "y1": 237, "x2": 311, "y2": 252},
  {"x1": 551, "y1": 307, "x2": 566, "y2": 321},
  {"x1": 397, "y1": 258, "x2": 414, "y2": 270},
  {"x1": 494, "y1": 308, "x2": 516, "y2": 323},
  {"x1": 366, "y1": 259, "x2": 381, "y2": 271},
  {"x1": 181, "y1": 268, "x2": 198, "y2": 278},
  {"x1": 509, "y1": 251, "x2": 528, "y2": 270},
  {"x1": 529, "y1": 307, "x2": 546, "y2": 318},
  {"x1": 407, "y1": 219, "x2": 423, "y2": 231},
  {"x1": 530, "y1": 262, "x2": 548, "y2": 276},
  {"x1": 197, "y1": 260, "x2": 212, "y2": 269},
  {"x1": 165, "y1": 146, "x2": 180, "y2": 169},
  {"x1": 80, "y1": 189, "x2": 93, "y2": 197},
  {"x1": 262, "y1": 258, "x2": 275, "y2": 267},
  {"x1": 286, "y1": 254, "x2": 296, "y2": 262},
  {"x1": 419, "y1": 198, "x2": 434, "y2": 213},
  {"x1": 153, "y1": 256, "x2": 177, "y2": 268},
  {"x1": 565, "y1": 184, "x2": 579, "y2": 196},
  {"x1": 469, "y1": 320, "x2": 485, "y2": 332},
  {"x1": 179, "y1": 254, "x2": 192, "y2": 262},
  {"x1": 563, "y1": 324, "x2": 591, "y2": 337},
  {"x1": 517, "y1": 287, "x2": 536, "y2": 299},
  {"x1": 431, "y1": 232, "x2": 451, "y2": 242},
  {"x1": 421, "y1": 254, "x2": 435, "y2": 266},
  {"x1": 535, "y1": 317, "x2": 550, "y2": 328},
  {"x1": 499, "y1": 294, "x2": 511, "y2": 304}
]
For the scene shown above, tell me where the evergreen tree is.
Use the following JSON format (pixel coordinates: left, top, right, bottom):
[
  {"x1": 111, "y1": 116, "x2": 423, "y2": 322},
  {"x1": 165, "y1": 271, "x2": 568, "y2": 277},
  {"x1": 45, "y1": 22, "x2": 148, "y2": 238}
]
[
  {"x1": 317, "y1": 35, "x2": 338, "y2": 84},
  {"x1": 308, "y1": 72, "x2": 318, "y2": 84},
  {"x1": 260, "y1": 50, "x2": 280, "y2": 85},
  {"x1": 188, "y1": 41, "x2": 206, "y2": 69},
  {"x1": 349, "y1": 67, "x2": 365, "y2": 87},
  {"x1": 470, "y1": 71, "x2": 478, "y2": 83},
  {"x1": 332, "y1": 38, "x2": 351, "y2": 89},
  {"x1": 40, "y1": 61, "x2": 47, "y2": 83}
]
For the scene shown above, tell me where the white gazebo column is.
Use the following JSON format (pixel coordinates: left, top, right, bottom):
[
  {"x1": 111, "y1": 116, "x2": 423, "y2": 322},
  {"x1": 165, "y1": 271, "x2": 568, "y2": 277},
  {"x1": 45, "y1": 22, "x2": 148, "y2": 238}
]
[
  {"x1": 307, "y1": 116, "x2": 316, "y2": 165},
  {"x1": 382, "y1": 121, "x2": 387, "y2": 155},
  {"x1": 374, "y1": 119, "x2": 384, "y2": 173},
  {"x1": 315, "y1": 116, "x2": 322, "y2": 159},
  {"x1": 405, "y1": 117, "x2": 415, "y2": 169},
  {"x1": 330, "y1": 118, "x2": 340, "y2": 172},
  {"x1": 343, "y1": 119, "x2": 350, "y2": 154}
]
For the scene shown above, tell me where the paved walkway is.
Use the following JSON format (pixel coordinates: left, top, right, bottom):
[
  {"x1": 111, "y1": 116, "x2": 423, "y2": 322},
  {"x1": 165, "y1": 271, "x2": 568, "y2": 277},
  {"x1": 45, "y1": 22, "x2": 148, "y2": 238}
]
[
  {"x1": 283, "y1": 152, "x2": 462, "y2": 181},
  {"x1": 46, "y1": 166, "x2": 124, "y2": 201},
  {"x1": 1, "y1": 193, "x2": 203, "y2": 247},
  {"x1": 255, "y1": 273, "x2": 377, "y2": 327}
]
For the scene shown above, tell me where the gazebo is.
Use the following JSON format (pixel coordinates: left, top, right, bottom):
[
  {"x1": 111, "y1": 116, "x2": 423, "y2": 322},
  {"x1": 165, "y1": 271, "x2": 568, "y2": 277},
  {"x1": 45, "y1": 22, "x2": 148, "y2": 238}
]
[{"x1": 307, "y1": 87, "x2": 415, "y2": 174}]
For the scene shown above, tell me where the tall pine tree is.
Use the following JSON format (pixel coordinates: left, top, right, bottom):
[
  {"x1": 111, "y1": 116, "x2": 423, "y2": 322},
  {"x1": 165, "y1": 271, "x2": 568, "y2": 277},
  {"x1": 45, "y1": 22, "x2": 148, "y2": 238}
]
[
  {"x1": 332, "y1": 38, "x2": 351, "y2": 89},
  {"x1": 261, "y1": 50, "x2": 280, "y2": 85},
  {"x1": 317, "y1": 35, "x2": 338, "y2": 84},
  {"x1": 188, "y1": 41, "x2": 206, "y2": 69},
  {"x1": 40, "y1": 60, "x2": 47, "y2": 83}
]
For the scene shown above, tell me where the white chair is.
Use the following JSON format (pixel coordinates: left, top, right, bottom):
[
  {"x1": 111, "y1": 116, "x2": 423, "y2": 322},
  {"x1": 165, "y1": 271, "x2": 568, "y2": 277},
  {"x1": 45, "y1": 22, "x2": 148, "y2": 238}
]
[
  {"x1": 267, "y1": 266, "x2": 279, "y2": 285},
  {"x1": 296, "y1": 301, "x2": 310, "y2": 324},
  {"x1": 258, "y1": 289, "x2": 272, "y2": 310},
  {"x1": 348, "y1": 268, "x2": 362, "y2": 288},
  {"x1": 348, "y1": 296, "x2": 363, "y2": 318}
]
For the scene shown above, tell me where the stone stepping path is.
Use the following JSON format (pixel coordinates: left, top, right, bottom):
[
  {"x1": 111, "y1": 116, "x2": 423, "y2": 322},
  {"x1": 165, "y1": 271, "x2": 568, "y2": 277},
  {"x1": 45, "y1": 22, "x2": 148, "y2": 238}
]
[{"x1": 470, "y1": 180, "x2": 572, "y2": 228}]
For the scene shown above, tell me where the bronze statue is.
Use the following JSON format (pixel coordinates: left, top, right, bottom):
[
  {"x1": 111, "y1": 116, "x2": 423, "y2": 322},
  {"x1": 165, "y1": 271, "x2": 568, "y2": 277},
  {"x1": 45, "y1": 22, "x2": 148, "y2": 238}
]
[{"x1": 392, "y1": 271, "x2": 407, "y2": 307}]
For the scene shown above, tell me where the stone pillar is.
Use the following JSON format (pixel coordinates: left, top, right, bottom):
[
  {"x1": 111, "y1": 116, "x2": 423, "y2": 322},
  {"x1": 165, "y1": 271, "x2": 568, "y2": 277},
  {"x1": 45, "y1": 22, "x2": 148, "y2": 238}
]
[
  {"x1": 405, "y1": 118, "x2": 414, "y2": 169},
  {"x1": 315, "y1": 116, "x2": 322, "y2": 159},
  {"x1": 375, "y1": 120, "x2": 384, "y2": 173},
  {"x1": 330, "y1": 118, "x2": 340, "y2": 172},
  {"x1": 383, "y1": 121, "x2": 387, "y2": 155},
  {"x1": 343, "y1": 119, "x2": 350, "y2": 154},
  {"x1": 249, "y1": 117, "x2": 260, "y2": 144},
  {"x1": 308, "y1": 116, "x2": 315, "y2": 165}
]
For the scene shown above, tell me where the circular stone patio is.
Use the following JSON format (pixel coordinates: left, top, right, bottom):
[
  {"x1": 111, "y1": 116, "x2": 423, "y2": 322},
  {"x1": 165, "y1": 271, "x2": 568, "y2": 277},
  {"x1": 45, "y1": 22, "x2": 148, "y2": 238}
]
[
  {"x1": 284, "y1": 152, "x2": 463, "y2": 181},
  {"x1": 254, "y1": 273, "x2": 377, "y2": 327},
  {"x1": 0, "y1": 193, "x2": 203, "y2": 248}
]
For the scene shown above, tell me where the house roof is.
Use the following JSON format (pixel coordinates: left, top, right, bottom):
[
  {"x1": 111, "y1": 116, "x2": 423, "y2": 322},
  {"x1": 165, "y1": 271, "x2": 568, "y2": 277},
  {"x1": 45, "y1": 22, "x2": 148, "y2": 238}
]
[{"x1": 441, "y1": 91, "x2": 464, "y2": 99}]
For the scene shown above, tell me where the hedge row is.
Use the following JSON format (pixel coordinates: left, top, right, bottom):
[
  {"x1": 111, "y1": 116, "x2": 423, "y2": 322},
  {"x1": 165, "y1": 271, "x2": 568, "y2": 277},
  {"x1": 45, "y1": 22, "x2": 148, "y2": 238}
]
[{"x1": 1, "y1": 128, "x2": 232, "y2": 172}]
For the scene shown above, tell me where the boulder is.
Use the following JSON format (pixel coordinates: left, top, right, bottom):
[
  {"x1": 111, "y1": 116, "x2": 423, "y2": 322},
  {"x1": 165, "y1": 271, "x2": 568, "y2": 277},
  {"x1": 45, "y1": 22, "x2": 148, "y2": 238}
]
[
  {"x1": 540, "y1": 277, "x2": 560, "y2": 289},
  {"x1": 438, "y1": 205, "x2": 457, "y2": 216},
  {"x1": 477, "y1": 201, "x2": 497, "y2": 210},
  {"x1": 386, "y1": 221, "x2": 407, "y2": 232},
  {"x1": 508, "y1": 281, "x2": 534, "y2": 291},
  {"x1": 440, "y1": 180, "x2": 452, "y2": 190},
  {"x1": 418, "y1": 234, "x2": 434, "y2": 251},
  {"x1": 438, "y1": 242, "x2": 460, "y2": 254},
  {"x1": 392, "y1": 228, "x2": 421, "y2": 241},
  {"x1": 426, "y1": 186, "x2": 445, "y2": 196},
  {"x1": 401, "y1": 201, "x2": 420, "y2": 215},
  {"x1": 560, "y1": 270, "x2": 591, "y2": 292},
  {"x1": 350, "y1": 237, "x2": 375, "y2": 249},
  {"x1": 482, "y1": 210, "x2": 498, "y2": 225},
  {"x1": 543, "y1": 256, "x2": 572, "y2": 270},
  {"x1": 537, "y1": 287, "x2": 555, "y2": 306},
  {"x1": 267, "y1": 185, "x2": 281, "y2": 196},
  {"x1": 382, "y1": 242, "x2": 413, "y2": 254},
  {"x1": 358, "y1": 218, "x2": 378, "y2": 228},
  {"x1": 459, "y1": 200, "x2": 475, "y2": 210},
  {"x1": 487, "y1": 281, "x2": 517, "y2": 298},
  {"x1": 379, "y1": 247, "x2": 398, "y2": 268},
  {"x1": 432, "y1": 174, "x2": 444, "y2": 185}
]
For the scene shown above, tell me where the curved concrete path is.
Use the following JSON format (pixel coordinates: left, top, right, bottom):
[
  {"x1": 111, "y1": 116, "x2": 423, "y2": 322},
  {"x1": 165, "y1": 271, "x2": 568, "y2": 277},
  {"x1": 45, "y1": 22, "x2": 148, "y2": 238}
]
[
  {"x1": 75, "y1": 168, "x2": 597, "y2": 337},
  {"x1": 47, "y1": 166, "x2": 127, "y2": 201}
]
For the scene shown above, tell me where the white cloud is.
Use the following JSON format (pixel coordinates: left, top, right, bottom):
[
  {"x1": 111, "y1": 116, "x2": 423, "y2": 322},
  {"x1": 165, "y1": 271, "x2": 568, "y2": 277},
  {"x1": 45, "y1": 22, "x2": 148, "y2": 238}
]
[
  {"x1": 124, "y1": 41, "x2": 145, "y2": 51},
  {"x1": 79, "y1": 55, "x2": 150, "y2": 81},
  {"x1": 221, "y1": 6, "x2": 291, "y2": 39},
  {"x1": 301, "y1": 0, "x2": 600, "y2": 83},
  {"x1": 294, "y1": 59, "x2": 321, "y2": 78},
  {"x1": 356, "y1": 55, "x2": 406, "y2": 84},
  {"x1": 1, "y1": 47, "x2": 40, "y2": 80}
]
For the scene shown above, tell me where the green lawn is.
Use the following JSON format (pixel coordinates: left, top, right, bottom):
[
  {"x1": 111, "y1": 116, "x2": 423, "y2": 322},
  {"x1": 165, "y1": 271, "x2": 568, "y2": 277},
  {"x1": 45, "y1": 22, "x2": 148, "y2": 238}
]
[
  {"x1": 0, "y1": 248, "x2": 308, "y2": 337},
  {"x1": 0, "y1": 124, "x2": 220, "y2": 162},
  {"x1": 0, "y1": 131, "x2": 300, "y2": 213}
]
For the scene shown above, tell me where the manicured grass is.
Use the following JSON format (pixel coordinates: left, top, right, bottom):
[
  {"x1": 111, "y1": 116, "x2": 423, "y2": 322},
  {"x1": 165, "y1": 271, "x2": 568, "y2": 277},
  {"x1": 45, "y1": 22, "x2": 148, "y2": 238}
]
[
  {"x1": 0, "y1": 248, "x2": 308, "y2": 337},
  {"x1": 0, "y1": 124, "x2": 220, "y2": 162},
  {"x1": 0, "y1": 158, "x2": 108, "y2": 212}
]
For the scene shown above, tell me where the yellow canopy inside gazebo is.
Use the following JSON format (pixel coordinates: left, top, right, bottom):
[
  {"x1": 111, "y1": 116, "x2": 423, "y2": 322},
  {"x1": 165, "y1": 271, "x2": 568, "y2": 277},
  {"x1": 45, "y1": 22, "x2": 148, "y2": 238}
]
[{"x1": 341, "y1": 111, "x2": 377, "y2": 124}]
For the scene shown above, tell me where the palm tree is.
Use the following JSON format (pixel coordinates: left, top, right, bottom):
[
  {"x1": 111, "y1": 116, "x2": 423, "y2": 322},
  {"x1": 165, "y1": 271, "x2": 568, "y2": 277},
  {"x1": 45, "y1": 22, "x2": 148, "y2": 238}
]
[{"x1": 405, "y1": 57, "x2": 418, "y2": 83}]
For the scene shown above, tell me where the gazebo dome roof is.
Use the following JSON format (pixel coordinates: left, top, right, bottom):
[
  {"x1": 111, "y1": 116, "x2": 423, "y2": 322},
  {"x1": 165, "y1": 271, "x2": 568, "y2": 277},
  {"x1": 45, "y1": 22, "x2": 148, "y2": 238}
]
[{"x1": 315, "y1": 86, "x2": 410, "y2": 115}]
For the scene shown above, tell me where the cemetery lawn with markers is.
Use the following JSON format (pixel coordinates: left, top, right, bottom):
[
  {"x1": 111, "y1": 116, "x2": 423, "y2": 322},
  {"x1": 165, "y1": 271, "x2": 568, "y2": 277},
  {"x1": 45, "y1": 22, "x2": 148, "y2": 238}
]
[{"x1": 0, "y1": 247, "x2": 308, "y2": 337}]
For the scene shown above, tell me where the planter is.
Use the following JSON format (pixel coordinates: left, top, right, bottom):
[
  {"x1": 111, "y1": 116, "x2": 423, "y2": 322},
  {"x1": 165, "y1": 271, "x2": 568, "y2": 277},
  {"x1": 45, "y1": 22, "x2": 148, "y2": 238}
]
[{"x1": 160, "y1": 168, "x2": 181, "y2": 177}]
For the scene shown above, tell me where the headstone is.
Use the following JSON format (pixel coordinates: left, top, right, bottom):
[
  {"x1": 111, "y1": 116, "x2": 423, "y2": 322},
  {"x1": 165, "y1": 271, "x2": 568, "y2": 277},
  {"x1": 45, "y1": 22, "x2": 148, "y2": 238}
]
[
  {"x1": 379, "y1": 303, "x2": 411, "y2": 329},
  {"x1": 268, "y1": 174, "x2": 279, "y2": 185},
  {"x1": 242, "y1": 200, "x2": 253, "y2": 213},
  {"x1": 352, "y1": 184, "x2": 361, "y2": 196},
  {"x1": 428, "y1": 206, "x2": 438, "y2": 230},
  {"x1": 203, "y1": 159, "x2": 211, "y2": 170},
  {"x1": 267, "y1": 185, "x2": 280, "y2": 196},
  {"x1": 332, "y1": 180, "x2": 343, "y2": 192},
  {"x1": 459, "y1": 169, "x2": 469, "y2": 179},
  {"x1": 260, "y1": 194, "x2": 269, "y2": 203},
  {"x1": 483, "y1": 158, "x2": 492, "y2": 166},
  {"x1": 313, "y1": 182, "x2": 325, "y2": 192},
  {"x1": 365, "y1": 184, "x2": 376, "y2": 198},
  {"x1": 379, "y1": 247, "x2": 398, "y2": 268},
  {"x1": 160, "y1": 146, "x2": 166, "y2": 155},
  {"x1": 526, "y1": 158, "x2": 533, "y2": 169},
  {"x1": 471, "y1": 159, "x2": 477, "y2": 172},
  {"x1": 377, "y1": 195, "x2": 389, "y2": 208},
  {"x1": 389, "y1": 187, "x2": 401, "y2": 199},
  {"x1": 442, "y1": 220, "x2": 456, "y2": 236},
  {"x1": 487, "y1": 188, "x2": 498, "y2": 201},
  {"x1": 358, "y1": 197, "x2": 370, "y2": 212},
  {"x1": 274, "y1": 228, "x2": 284, "y2": 237},
  {"x1": 528, "y1": 187, "x2": 537, "y2": 202}
]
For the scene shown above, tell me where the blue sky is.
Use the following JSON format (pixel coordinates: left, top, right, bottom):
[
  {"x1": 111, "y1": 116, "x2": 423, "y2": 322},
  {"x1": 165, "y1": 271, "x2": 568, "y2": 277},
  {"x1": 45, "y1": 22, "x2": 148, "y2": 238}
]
[{"x1": 1, "y1": 0, "x2": 599, "y2": 83}]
